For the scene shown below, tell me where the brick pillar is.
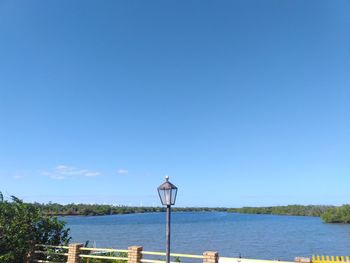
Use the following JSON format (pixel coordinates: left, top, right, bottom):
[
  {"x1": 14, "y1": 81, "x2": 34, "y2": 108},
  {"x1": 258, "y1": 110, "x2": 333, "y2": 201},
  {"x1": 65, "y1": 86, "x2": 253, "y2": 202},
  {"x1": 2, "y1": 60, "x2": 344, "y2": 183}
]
[
  {"x1": 295, "y1": 257, "x2": 311, "y2": 263},
  {"x1": 67, "y1": 243, "x2": 83, "y2": 263},
  {"x1": 203, "y1": 251, "x2": 219, "y2": 263},
  {"x1": 128, "y1": 246, "x2": 143, "y2": 263}
]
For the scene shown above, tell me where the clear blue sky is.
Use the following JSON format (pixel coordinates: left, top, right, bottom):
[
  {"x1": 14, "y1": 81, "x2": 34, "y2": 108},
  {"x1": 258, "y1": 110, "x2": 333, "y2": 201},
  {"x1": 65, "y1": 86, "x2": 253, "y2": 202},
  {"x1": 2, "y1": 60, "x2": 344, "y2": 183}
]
[{"x1": 0, "y1": 0, "x2": 349, "y2": 207}]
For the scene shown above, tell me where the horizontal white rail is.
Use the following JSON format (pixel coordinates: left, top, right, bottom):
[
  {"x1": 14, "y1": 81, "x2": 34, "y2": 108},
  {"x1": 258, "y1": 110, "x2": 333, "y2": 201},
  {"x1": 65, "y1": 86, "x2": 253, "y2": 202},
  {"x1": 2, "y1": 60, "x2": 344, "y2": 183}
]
[
  {"x1": 219, "y1": 257, "x2": 293, "y2": 263},
  {"x1": 141, "y1": 260, "x2": 179, "y2": 263},
  {"x1": 35, "y1": 244, "x2": 69, "y2": 249},
  {"x1": 34, "y1": 250, "x2": 68, "y2": 256},
  {"x1": 80, "y1": 247, "x2": 128, "y2": 253},
  {"x1": 142, "y1": 251, "x2": 204, "y2": 259},
  {"x1": 33, "y1": 260, "x2": 62, "y2": 263},
  {"x1": 80, "y1": 254, "x2": 128, "y2": 260}
]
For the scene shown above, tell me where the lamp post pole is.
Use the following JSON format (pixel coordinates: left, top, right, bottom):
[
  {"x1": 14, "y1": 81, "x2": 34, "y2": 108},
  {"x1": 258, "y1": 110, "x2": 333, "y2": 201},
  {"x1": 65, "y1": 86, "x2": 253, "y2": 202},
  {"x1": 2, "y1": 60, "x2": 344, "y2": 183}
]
[
  {"x1": 157, "y1": 176, "x2": 178, "y2": 263},
  {"x1": 166, "y1": 204, "x2": 171, "y2": 263}
]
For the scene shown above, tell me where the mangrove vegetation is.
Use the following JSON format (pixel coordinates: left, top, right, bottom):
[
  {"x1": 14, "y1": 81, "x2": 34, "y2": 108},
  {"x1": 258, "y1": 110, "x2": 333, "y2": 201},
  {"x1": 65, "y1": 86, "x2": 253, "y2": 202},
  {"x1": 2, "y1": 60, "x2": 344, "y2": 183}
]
[
  {"x1": 227, "y1": 205, "x2": 332, "y2": 217},
  {"x1": 35, "y1": 203, "x2": 350, "y2": 224},
  {"x1": 2, "y1": 191, "x2": 349, "y2": 224}
]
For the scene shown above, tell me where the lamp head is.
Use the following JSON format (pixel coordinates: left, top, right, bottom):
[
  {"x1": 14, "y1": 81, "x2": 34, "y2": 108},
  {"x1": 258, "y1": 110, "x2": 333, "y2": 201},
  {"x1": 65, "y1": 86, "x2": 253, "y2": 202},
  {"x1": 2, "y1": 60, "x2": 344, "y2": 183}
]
[{"x1": 157, "y1": 176, "x2": 177, "y2": 206}]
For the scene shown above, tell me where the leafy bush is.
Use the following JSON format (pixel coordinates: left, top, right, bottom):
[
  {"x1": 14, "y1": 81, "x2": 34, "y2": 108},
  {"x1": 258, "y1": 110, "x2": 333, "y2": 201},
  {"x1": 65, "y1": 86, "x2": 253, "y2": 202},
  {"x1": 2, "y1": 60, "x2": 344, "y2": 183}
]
[
  {"x1": 321, "y1": 205, "x2": 350, "y2": 223},
  {"x1": 0, "y1": 192, "x2": 71, "y2": 263}
]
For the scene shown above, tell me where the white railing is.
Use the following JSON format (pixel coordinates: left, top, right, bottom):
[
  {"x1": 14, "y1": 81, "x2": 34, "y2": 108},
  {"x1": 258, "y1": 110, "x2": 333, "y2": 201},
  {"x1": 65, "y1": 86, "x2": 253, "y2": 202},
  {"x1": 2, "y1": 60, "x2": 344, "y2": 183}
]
[{"x1": 34, "y1": 244, "x2": 296, "y2": 263}]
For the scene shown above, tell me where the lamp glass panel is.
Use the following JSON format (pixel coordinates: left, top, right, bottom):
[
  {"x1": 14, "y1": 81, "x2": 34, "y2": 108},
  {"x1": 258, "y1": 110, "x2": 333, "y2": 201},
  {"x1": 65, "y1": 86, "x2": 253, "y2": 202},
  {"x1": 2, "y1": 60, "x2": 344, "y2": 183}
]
[
  {"x1": 171, "y1": 188, "x2": 177, "y2": 205},
  {"x1": 158, "y1": 188, "x2": 172, "y2": 205},
  {"x1": 158, "y1": 189, "x2": 164, "y2": 205},
  {"x1": 164, "y1": 189, "x2": 171, "y2": 205}
]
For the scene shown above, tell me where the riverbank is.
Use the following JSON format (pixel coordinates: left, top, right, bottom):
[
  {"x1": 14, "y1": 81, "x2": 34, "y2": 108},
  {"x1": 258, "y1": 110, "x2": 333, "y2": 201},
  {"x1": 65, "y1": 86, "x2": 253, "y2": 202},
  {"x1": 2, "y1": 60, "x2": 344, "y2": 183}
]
[
  {"x1": 35, "y1": 203, "x2": 227, "y2": 216},
  {"x1": 228, "y1": 205, "x2": 350, "y2": 224},
  {"x1": 31, "y1": 202, "x2": 350, "y2": 223}
]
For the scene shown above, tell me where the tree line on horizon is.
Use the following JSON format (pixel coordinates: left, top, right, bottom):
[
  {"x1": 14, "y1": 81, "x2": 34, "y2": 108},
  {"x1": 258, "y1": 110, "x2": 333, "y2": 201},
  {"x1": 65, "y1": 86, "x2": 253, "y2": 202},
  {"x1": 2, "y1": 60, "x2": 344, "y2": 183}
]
[
  {"x1": 227, "y1": 205, "x2": 331, "y2": 217},
  {"x1": 26, "y1": 202, "x2": 350, "y2": 223},
  {"x1": 2, "y1": 191, "x2": 349, "y2": 223},
  {"x1": 228, "y1": 205, "x2": 350, "y2": 223},
  {"x1": 31, "y1": 202, "x2": 227, "y2": 216}
]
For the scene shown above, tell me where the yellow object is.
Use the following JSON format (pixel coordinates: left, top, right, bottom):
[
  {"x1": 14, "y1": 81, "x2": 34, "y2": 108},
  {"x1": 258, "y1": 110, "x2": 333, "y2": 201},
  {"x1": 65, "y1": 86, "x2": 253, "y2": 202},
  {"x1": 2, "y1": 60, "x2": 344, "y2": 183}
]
[{"x1": 312, "y1": 255, "x2": 350, "y2": 263}]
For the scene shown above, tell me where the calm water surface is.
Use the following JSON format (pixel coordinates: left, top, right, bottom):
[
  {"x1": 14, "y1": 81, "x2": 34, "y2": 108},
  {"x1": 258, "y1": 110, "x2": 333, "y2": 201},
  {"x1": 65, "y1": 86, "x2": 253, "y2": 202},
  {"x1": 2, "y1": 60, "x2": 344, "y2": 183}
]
[{"x1": 64, "y1": 212, "x2": 350, "y2": 260}]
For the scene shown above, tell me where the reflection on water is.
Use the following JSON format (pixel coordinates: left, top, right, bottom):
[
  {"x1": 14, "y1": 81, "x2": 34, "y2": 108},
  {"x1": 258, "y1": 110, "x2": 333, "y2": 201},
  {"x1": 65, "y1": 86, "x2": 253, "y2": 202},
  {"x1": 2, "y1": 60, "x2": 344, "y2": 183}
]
[{"x1": 63, "y1": 212, "x2": 350, "y2": 260}]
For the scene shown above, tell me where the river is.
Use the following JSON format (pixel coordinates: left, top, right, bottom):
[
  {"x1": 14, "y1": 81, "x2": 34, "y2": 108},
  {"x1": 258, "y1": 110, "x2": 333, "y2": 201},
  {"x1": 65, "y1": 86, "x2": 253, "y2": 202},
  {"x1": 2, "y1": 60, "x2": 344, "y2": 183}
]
[{"x1": 63, "y1": 212, "x2": 350, "y2": 260}]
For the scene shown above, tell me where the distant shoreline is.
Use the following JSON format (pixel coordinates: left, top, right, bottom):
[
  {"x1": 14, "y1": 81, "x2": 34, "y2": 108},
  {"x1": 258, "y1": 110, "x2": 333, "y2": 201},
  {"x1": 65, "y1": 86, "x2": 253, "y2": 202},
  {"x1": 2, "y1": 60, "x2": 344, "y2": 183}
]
[
  {"x1": 29, "y1": 203, "x2": 350, "y2": 223},
  {"x1": 43, "y1": 207, "x2": 228, "y2": 217}
]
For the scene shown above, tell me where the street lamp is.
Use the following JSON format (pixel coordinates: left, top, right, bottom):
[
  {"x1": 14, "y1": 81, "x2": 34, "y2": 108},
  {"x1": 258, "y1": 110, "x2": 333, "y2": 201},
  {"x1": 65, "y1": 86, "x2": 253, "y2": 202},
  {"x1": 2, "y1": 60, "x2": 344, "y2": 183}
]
[{"x1": 157, "y1": 176, "x2": 177, "y2": 263}]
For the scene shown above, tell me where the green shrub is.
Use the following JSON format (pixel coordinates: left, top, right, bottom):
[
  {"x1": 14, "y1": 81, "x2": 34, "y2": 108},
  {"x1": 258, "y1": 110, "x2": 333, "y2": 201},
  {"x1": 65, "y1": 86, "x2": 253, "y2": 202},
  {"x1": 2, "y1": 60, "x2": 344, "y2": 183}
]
[
  {"x1": 0, "y1": 192, "x2": 71, "y2": 263},
  {"x1": 321, "y1": 205, "x2": 350, "y2": 223}
]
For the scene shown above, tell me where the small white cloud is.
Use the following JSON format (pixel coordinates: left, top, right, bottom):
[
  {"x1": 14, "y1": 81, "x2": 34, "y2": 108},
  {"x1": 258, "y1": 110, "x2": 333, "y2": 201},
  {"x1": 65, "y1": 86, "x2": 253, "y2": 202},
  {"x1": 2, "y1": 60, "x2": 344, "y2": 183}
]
[
  {"x1": 84, "y1": 172, "x2": 100, "y2": 177},
  {"x1": 117, "y1": 169, "x2": 128, "y2": 175},
  {"x1": 49, "y1": 174, "x2": 65, "y2": 180},
  {"x1": 12, "y1": 171, "x2": 28, "y2": 180},
  {"x1": 41, "y1": 165, "x2": 101, "y2": 180}
]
